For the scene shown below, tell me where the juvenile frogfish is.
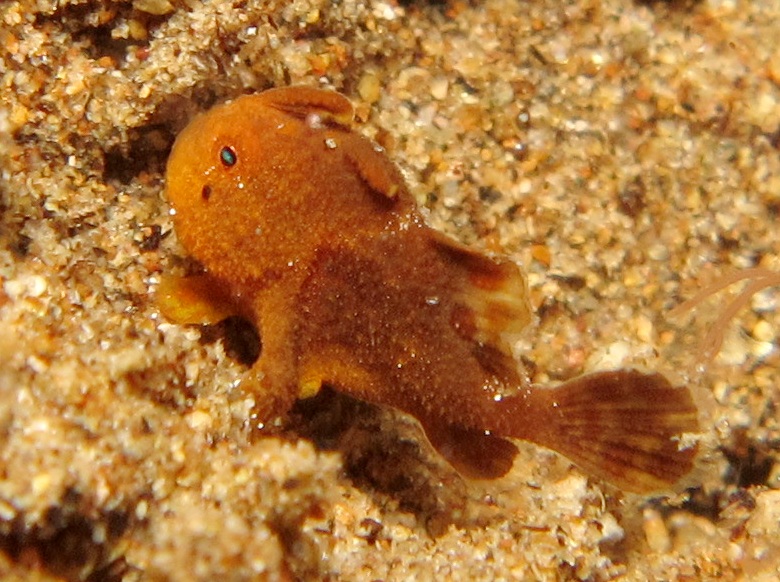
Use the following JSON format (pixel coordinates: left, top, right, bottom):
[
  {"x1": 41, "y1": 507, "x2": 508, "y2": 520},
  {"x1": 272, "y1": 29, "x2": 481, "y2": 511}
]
[{"x1": 163, "y1": 86, "x2": 699, "y2": 493}]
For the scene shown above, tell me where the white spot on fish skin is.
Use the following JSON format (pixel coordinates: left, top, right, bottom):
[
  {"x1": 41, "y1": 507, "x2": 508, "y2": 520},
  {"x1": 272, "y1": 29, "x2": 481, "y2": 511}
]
[
  {"x1": 306, "y1": 113, "x2": 324, "y2": 130},
  {"x1": 425, "y1": 296, "x2": 440, "y2": 306},
  {"x1": 324, "y1": 138, "x2": 338, "y2": 149}
]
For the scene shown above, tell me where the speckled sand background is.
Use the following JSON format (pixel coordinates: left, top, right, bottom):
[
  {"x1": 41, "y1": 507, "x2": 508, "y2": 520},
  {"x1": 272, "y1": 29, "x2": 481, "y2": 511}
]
[{"x1": 1, "y1": 0, "x2": 779, "y2": 580}]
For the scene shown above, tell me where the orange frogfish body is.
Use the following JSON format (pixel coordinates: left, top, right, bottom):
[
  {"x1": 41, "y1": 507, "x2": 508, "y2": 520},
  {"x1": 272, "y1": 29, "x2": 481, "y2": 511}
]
[{"x1": 163, "y1": 86, "x2": 699, "y2": 493}]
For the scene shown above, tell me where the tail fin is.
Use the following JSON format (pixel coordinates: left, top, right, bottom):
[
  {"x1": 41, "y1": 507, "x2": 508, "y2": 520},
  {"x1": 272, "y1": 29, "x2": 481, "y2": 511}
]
[{"x1": 517, "y1": 370, "x2": 699, "y2": 493}]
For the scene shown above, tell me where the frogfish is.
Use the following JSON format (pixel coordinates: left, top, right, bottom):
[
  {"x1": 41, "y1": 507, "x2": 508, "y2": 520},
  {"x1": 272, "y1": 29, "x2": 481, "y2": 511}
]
[{"x1": 161, "y1": 86, "x2": 699, "y2": 493}]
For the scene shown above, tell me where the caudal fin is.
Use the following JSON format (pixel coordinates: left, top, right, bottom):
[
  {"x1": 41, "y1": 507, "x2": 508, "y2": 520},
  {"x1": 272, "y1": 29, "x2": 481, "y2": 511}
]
[{"x1": 519, "y1": 370, "x2": 699, "y2": 493}]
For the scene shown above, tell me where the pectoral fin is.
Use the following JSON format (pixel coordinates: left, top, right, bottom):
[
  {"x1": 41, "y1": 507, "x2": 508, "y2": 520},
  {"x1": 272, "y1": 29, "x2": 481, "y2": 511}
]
[{"x1": 298, "y1": 346, "x2": 383, "y2": 402}]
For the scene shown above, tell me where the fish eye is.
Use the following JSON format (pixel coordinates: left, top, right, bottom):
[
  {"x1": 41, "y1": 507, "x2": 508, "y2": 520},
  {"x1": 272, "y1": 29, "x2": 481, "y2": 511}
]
[{"x1": 220, "y1": 146, "x2": 237, "y2": 167}]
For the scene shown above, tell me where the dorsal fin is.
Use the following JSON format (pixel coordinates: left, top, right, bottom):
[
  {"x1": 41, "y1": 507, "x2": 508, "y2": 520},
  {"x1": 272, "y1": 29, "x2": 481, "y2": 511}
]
[
  {"x1": 342, "y1": 139, "x2": 402, "y2": 201},
  {"x1": 259, "y1": 86, "x2": 354, "y2": 128},
  {"x1": 431, "y1": 231, "x2": 532, "y2": 354}
]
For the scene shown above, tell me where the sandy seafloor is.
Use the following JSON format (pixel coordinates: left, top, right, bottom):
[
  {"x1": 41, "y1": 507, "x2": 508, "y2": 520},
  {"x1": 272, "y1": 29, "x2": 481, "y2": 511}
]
[{"x1": 1, "y1": 0, "x2": 779, "y2": 579}]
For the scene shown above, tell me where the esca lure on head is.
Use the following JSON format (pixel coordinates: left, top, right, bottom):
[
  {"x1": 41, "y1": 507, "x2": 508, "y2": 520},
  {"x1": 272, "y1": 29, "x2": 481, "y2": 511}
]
[{"x1": 162, "y1": 86, "x2": 699, "y2": 493}]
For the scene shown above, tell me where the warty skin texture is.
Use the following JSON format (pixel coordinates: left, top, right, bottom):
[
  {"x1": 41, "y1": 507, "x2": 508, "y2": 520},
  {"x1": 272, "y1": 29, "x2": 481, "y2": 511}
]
[{"x1": 164, "y1": 86, "x2": 699, "y2": 492}]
